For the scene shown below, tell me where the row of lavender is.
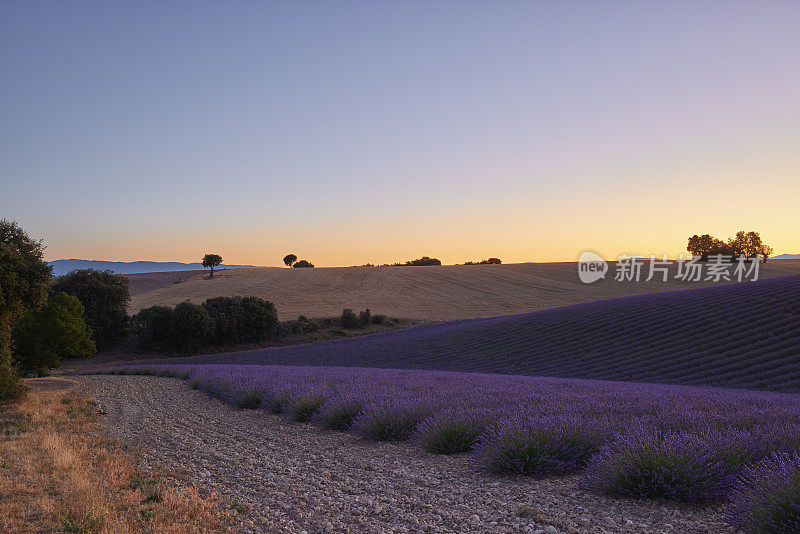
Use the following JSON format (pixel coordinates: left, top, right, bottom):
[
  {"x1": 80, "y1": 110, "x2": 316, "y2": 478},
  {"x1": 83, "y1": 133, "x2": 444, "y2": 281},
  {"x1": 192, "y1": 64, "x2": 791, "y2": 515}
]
[
  {"x1": 88, "y1": 363, "x2": 800, "y2": 532},
  {"x1": 168, "y1": 275, "x2": 800, "y2": 392}
]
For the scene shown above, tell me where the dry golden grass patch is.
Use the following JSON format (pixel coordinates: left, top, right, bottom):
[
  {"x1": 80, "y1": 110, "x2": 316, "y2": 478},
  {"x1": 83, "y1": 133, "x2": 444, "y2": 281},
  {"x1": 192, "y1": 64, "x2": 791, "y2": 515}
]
[
  {"x1": 127, "y1": 260, "x2": 800, "y2": 321},
  {"x1": 0, "y1": 386, "x2": 232, "y2": 533}
]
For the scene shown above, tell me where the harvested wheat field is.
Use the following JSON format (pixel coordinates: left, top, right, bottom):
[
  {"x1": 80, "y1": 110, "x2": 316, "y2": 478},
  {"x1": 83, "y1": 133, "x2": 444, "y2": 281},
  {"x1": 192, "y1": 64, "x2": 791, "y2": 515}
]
[{"x1": 127, "y1": 260, "x2": 800, "y2": 321}]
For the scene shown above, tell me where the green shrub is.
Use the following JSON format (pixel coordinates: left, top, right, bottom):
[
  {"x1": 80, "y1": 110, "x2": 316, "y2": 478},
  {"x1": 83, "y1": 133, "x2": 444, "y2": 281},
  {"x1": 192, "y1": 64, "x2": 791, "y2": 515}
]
[
  {"x1": 296, "y1": 315, "x2": 319, "y2": 333},
  {"x1": 0, "y1": 219, "x2": 52, "y2": 402},
  {"x1": 340, "y1": 309, "x2": 360, "y2": 329},
  {"x1": 0, "y1": 364, "x2": 29, "y2": 402},
  {"x1": 12, "y1": 292, "x2": 96, "y2": 376},
  {"x1": 51, "y1": 269, "x2": 129, "y2": 349},
  {"x1": 130, "y1": 305, "x2": 173, "y2": 350},
  {"x1": 202, "y1": 296, "x2": 278, "y2": 344},
  {"x1": 235, "y1": 296, "x2": 278, "y2": 341},
  {"x1": 169, "y1": 301, "x2": 213, "y2": 353},
  {"x1": 340, "y1": 308, "x2": 372, "y2": 329},
  {"x1": 284, "y1": 315, "x2": 321, "y2": 335}
]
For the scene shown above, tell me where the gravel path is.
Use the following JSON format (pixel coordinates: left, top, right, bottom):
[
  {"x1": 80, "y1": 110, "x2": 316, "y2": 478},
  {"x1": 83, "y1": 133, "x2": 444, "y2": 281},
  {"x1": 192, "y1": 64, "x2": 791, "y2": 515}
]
[{"x1": 77, "y1": 375, "x2": 738, "y2": 534}]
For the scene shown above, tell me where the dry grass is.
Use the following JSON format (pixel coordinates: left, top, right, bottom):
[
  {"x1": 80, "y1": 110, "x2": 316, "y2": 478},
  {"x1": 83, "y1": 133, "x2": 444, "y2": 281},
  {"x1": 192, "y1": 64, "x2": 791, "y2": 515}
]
[
  {"x1": 127, "y1": 260, "x2": 800, "y2": 321},
  {"x1": 0, "y1": 381, "x2": 232, "y2": 533}
]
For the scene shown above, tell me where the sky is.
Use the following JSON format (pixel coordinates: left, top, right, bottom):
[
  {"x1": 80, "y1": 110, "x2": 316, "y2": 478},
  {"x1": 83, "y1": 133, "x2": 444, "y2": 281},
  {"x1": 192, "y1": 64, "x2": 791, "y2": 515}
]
[{"x1": 1, "y1": 1, "x2": 798, "y2": 266}]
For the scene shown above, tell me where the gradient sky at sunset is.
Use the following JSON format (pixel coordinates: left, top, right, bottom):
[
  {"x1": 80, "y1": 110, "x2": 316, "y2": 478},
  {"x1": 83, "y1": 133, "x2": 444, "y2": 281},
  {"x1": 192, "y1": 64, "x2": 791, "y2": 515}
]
[{"x1": 2, "y1": 2, "x2": 798, "y2": 266}]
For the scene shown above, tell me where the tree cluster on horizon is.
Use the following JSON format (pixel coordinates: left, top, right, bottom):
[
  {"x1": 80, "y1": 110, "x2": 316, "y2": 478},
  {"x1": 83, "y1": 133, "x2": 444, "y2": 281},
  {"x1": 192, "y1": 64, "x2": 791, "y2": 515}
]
[
  {"x1": 687, "y1": 231, "x2": 773, "y2": 262},
  {"x1": 283, "y1": 254, "x2": 314, "y2": 268},
  {"x1": 463, "y1": 258, "x2": 502, "y2": 265},
  {"x1": 394, "y1": 256, "x2": 442, "y2": 267}
]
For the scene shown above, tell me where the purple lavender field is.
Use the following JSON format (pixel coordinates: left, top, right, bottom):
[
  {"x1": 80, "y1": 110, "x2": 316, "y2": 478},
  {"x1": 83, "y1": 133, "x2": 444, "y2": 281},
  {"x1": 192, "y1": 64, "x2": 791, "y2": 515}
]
[
  {"x1": 168, "y1": 275, "x2": 800, "y2": 393},
  {"x1": 88, "y1": 365, "x2": 800, "y2": 507},
  {"x1": 86, "y1": 276, "x2": 800, "y2": 531}
]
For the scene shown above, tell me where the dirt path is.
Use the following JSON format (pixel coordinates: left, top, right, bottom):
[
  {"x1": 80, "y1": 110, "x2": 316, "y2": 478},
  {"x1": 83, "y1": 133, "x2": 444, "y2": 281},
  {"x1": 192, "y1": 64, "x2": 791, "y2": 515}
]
[
  {"x1": 77, "y1": 375, "x2": 736, "y2": 534},
  {"x1": 25, "y1": 376, "x2": 78, "y2": 391}
]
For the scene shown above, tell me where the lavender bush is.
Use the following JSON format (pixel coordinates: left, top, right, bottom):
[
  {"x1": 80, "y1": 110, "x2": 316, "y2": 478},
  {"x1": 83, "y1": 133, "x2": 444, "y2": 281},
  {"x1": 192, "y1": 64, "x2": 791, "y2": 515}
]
[
  {"x1": 314, "y1": 394, "x2": 366, "y2": 431},
  {"x1": 581, "y1": 430, "x2": 738, "y2": 502},
  {"x1": 353, "y1": 397, "x2": 435, "y2": 441},
  {"x1": 287, "y1": 389, "x2": 327, "y2": 422},
  {"x1": 474, "y1": 416, "x2": 605, "y2": 477},
  {"x1": 232, "y1": 389, "x2": 263, "y2": 409},
  {"x1": 414, "y1": 408, "x2": 490, "y2": 454},
  {"x1": 728, "y1": 453, "x2": 800, "y2": 533}
]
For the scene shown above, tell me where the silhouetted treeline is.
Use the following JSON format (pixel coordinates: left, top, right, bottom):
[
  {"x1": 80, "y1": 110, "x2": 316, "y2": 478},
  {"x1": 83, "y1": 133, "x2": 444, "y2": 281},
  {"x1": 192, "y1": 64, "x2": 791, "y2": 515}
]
[
  {"x1": 687, "y1": 231, "x2": 773, "y2": 262},
  {"x1": 463, "y1": 258, "x2": 502, "y2": 265}
]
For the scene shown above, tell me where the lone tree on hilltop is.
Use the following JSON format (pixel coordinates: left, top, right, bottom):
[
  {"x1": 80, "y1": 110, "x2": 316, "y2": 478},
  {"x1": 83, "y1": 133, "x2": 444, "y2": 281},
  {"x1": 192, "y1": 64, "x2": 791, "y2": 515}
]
[
  {"x1": 283, "y1": 254, "x2": 297, "y2": 268},
  {"x1": 0, "y1": 220, "x2": 52, "y2": 400},
  {"x1": 202, "y1": 253, "x2": 223, "y2": 278}
]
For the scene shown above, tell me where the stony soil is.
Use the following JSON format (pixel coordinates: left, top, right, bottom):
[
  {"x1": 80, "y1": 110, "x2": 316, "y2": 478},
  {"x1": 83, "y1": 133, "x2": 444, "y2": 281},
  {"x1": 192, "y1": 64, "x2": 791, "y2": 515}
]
[{"x1": 77, "y1": 375, "x2": 740, "y2": 534}]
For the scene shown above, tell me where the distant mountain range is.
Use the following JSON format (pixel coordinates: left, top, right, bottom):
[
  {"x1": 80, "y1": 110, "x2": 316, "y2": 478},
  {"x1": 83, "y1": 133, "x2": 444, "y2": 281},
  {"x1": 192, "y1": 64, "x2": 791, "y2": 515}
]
[
  {"x1": 773, "y1": 254, "x2": 800, "y2": 260},
  {"x1": 48, "y1": 259, "x2": 273, "y2": 276}
]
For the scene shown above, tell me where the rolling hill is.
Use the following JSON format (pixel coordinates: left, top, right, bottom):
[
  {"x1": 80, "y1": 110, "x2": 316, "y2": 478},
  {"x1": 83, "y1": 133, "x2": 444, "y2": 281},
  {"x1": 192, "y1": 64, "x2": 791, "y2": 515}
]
[
  {"x1": 48, "y1": 259, "x2": 270, "y2": 276},
  {"x1": 170, "y1": 275, "x2": 800, "y2": 392},
  {"x1": 126, "y1": 260, "x2": 800, "y2": 321}
]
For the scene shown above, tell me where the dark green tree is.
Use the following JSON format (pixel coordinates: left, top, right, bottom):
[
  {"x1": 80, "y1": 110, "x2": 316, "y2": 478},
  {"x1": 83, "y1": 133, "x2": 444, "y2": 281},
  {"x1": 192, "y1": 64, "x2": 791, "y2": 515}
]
[
  {"x1": 283, "y1": 254, "x2": 297, "y2": 268},
  {"x1": 202, "y1": 296, "x2": 278, "y2": 344},
  {"x1": 760, "y1": 244, "x2": 774, "y2": 263},
  {"x1": 340, "y1": 309, "x2": 359, "y2": 329},
  {"x1": 202, "y1": 253, "x2": 223, "y2": 278},
  {"x1": 12, "y1": 292, "x2": 96, "y2": 376},
  {"x1": 52, "y1": 269, "x2": 130, "y2": 349},
  {"x1": 130, "y1": 305, "x2": 173, "y2": 350},
  {"x1": 169, "y1": 301, "x2": 213, "y2": 353},
  {"x1": 727, "y1": 231, "x2": 748, "y2": 260},
  {"x1": 0, "y1": 220, "x2": 51, "y2": 400},
  {"x1": 742, "y1": 231, "x2": 764, "y2": 259},
  {"x1": 687, "y1": 234, "x2": 719, "y2": 261}
]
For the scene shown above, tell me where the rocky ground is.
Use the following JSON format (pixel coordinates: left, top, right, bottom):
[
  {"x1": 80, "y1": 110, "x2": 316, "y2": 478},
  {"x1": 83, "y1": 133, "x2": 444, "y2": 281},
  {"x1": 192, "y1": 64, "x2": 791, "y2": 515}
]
[{"x1": 76, "y1": 375, "x2": 739, "y2": 534}]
